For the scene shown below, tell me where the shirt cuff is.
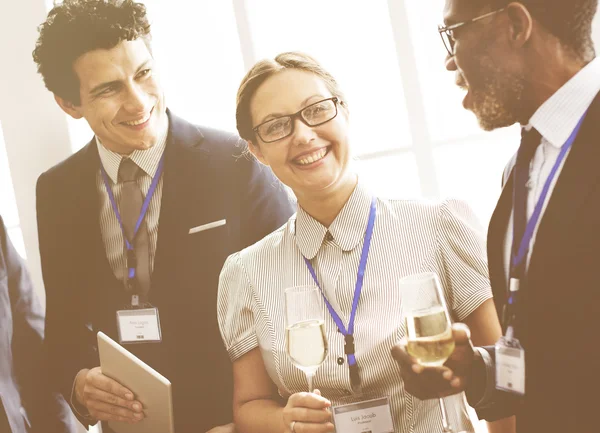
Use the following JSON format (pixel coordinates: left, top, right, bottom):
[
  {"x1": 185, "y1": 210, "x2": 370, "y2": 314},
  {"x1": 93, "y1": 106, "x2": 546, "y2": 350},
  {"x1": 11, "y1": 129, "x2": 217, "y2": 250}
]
[
  {"x1": 70, "y1": 370, "x2": 96, "y2": 423},
  {"x1": 472, "y1": 347, "x2": 496, "y2": 408}
]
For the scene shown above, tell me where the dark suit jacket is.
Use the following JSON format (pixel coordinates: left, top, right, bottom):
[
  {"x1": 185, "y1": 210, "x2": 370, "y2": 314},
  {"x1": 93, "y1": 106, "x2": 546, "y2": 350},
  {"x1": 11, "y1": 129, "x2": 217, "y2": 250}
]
[
  {"x1": 0, "y1": 216, "x2": 75, "y2": 433},
  {"x1": 480, "y1": 93, "x2": 600, "y2": 432},
  {"x1": 36, "y1": 111, "x2": 295, "y2": 432}
]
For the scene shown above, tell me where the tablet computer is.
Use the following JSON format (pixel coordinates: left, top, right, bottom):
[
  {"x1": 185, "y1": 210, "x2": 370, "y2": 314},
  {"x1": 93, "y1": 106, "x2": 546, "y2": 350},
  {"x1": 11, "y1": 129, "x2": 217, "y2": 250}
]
[{"x1": 97, "y1": 331, "x2": 175, "y2": 433}]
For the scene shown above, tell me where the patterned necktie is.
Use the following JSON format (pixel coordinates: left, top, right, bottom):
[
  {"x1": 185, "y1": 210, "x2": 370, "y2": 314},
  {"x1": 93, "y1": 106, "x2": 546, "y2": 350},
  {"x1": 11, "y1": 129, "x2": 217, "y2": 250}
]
[{"x1": 118, "y1": 158, "x2": 151, "y2": 302}]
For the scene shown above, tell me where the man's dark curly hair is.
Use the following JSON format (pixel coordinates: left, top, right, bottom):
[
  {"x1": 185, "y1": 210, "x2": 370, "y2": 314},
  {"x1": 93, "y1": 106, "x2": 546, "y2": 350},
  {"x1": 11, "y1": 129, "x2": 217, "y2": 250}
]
[
  {"x1": 33, "y1": 0, "x2": 151, "y2": 105},
  {"x1": 488, "y1": 0, "x2": 597, "y2": 60}
]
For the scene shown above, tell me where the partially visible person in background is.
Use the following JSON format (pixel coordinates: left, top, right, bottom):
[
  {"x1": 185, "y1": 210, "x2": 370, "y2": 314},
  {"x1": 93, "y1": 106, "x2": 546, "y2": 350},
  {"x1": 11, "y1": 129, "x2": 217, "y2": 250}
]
[
  {"x1": 393, "y1": 0, "x2": 600, "y2": 432},
  {"x1": 218, "y1": 51, "x2": 509, "y2": 433},
  {"x1": 0, "y1": 214, "x2": 77, "y2": 433}
]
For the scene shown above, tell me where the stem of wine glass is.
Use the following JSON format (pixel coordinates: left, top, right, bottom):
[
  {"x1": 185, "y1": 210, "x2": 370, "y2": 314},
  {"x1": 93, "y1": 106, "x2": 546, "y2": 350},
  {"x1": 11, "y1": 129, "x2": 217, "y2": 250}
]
[
  {"x1": 438, "y1": 397, "x2": 454, "y2": 433},
  {"x1": 306, "y1": 372, "x2": 315, "y2": 393}
]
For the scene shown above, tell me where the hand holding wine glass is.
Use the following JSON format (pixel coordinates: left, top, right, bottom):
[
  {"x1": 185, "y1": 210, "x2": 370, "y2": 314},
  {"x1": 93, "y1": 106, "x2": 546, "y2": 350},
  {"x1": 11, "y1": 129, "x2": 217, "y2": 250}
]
[
  {"x1": 284, "y1": 286, "x2": 334, "y2": 433},
  {"x1": 281, "y1": 390, "x2": 334, "y2": 433},
  {"x1": 399, "y1": 272, "x2": 466, "y2": 433},
  {"x1": 391, "y1": 323, "x2": 478, "y2": 399}
]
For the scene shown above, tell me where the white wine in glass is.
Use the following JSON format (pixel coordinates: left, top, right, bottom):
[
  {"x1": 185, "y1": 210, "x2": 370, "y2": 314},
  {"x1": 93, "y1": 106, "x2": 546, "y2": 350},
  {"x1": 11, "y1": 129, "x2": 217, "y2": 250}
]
[
  {"x1": 405, "y1": 306, "x2": 455, "y2": 367},
  {"x1": 400, "y1": 272, "x2": 458, "y2": 433},
  {"x1": 285, "y1": 286, "x2": 328, "y2": 392}
]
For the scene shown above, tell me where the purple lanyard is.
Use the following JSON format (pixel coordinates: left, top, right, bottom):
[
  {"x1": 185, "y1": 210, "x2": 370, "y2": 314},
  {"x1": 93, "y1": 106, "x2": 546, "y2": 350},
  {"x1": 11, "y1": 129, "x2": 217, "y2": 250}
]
[
  {"x1": 100, "y1": 155, "x2": 165, "y2": 282},
  {"x1": 303, "y1": 197, "x2": 376, "y2": 385},
  {"x1": 511, "y1": 113, "x2": 587, "y2": 282}
]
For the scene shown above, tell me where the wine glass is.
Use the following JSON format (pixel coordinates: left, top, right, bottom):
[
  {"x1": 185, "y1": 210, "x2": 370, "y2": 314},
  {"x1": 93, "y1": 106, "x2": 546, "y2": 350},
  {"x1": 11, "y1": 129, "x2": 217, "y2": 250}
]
[
  {"x1": 399, "y1": 272, "x2": 460, "y2": 433},
  {"x1": 285, "y1": 285, "x2": 328, "y2": 393}
]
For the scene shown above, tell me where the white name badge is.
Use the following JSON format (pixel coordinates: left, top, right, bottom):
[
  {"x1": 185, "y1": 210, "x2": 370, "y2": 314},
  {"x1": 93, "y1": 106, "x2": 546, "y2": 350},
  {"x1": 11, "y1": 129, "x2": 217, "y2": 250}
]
[
  {"x1": 495, "y1": 340, "x2": 525, "y2": 395},
  {"x1": 332, "y1": 397, "x2": 394, "y2": 433},
  {"x1": 116, "y1": 307, "x2": 162, "y2": 344}
]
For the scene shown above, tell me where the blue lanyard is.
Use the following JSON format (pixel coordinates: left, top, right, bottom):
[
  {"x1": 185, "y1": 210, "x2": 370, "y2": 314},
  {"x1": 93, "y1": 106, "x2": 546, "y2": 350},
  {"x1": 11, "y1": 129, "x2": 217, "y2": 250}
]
[
  {"x1": 100, "y1": 155, "x2": 165, "y2": 283},
  {"x1": 303, "y1": 197, "x2": 376, "y2": 386},
  {"x1": 511, "y1": 113, "x2": 587, "y2": 281}
]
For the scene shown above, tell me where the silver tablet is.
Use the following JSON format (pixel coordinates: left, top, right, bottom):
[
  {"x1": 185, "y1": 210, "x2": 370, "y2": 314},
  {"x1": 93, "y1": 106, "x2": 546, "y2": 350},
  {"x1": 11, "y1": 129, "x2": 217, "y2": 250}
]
[{"x1": 97, "y1": 331, "x2": 175, "y2": 433}]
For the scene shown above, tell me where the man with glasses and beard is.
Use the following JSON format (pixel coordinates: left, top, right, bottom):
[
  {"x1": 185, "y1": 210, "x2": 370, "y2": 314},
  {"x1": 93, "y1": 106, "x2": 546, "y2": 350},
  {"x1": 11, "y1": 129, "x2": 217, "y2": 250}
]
[{"x1": 392, "y1": 1, "x2": 600, "y2": 432}]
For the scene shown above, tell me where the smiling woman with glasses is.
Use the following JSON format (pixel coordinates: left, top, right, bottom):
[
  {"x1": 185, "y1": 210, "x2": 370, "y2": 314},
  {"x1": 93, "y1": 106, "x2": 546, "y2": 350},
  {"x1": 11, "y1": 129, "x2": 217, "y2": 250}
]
[
  {"x1": 438, "y1": 8, "x2": 505, "y2": 56},
  {"x1": 217, "y1": 51, "x2": 503, "y2": 433}
]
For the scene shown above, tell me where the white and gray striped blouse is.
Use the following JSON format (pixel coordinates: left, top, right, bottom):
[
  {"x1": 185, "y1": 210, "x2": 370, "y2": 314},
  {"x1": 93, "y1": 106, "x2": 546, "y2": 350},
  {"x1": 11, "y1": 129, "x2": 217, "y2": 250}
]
[{"x1": 218, "y1": 182, "x2": 492, "y2": 432}]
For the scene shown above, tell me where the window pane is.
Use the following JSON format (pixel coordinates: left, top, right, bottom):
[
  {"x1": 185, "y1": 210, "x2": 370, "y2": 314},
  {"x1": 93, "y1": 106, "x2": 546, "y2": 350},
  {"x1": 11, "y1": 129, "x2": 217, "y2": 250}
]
[
  {"x1": 247, "y1": 0, "x2": 412, "y2": 155},
  {"x1": 7, "y1": 226, "x2": 26, "y2": 259},
  {"x1": 0, "y1": 122, "x2": 26, "y2": 259},
  {"x1": 433, "y1": 126, "x2": 520, "y2": 224},
  {"x1": 404, "y1": 0, "x2": 485, "y2": 143},
  {"x1": 68, "y1": 116, "x2": 93, "y2": 153},
  {"x1": 143, "y1": 0, "x2": 245, "y2": 133},
  {"x1": 0, "y1": 122, "x2": 20, "y2": 228},
  {"x1": 354, "y1": 152, "x2": 421, "y2": 198}
]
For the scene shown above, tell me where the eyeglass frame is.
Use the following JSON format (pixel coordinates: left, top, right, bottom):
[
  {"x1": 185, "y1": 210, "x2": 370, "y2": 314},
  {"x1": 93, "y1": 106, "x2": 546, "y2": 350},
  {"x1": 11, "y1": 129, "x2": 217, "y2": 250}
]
[
  {"x1": 437, "y1": 8, "x2": 505, "y2": 57},
  {"x1": 252, "y1": 97, "x2": 340, "y2": 144}
]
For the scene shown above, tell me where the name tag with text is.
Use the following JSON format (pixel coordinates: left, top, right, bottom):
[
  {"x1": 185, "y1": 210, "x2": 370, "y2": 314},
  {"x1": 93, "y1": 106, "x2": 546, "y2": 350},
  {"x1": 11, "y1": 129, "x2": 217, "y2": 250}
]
[
  {"x1": 496, "y1": 340, "x2": 525, "y2": 395},
  {"x1": 116, "y1": 307, "x2": 162, "y2": 344},
  {"x1": 332, "y1": 397, "x2": 394, "y2": 433}
]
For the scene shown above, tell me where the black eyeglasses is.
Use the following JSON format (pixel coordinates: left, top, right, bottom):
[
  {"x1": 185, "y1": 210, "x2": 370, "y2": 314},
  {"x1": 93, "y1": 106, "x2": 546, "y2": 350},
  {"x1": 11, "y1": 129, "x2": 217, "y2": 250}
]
[
  {"x1": 438, "y1": 8, "x2": 505, "y2": 56},
  {"x1": 253, "y1": 97, "x2": 340, "y2": 143}
]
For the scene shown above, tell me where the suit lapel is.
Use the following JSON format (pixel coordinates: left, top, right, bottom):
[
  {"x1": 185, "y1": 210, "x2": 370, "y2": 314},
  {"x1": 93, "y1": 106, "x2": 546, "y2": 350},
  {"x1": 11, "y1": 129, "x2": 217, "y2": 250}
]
[
  {"x1": 488, "y1": 170, "x2": 514, "y2": 318},
  {"x1": 151, "y1": 112, "x2": 211, "y2": 291},
  {"x1": 529, "y1": 93, "x2": 600, "y2": 271},
  {"x1": 77, "y1": 140, "x2": 118, "y2": 287}
]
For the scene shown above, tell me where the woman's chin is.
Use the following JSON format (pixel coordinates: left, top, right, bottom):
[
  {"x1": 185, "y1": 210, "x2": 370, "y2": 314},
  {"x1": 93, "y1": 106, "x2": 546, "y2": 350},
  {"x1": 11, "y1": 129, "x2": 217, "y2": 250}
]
[{"x1": 296, "y1": 171, "x2": 353, "y2": 195}]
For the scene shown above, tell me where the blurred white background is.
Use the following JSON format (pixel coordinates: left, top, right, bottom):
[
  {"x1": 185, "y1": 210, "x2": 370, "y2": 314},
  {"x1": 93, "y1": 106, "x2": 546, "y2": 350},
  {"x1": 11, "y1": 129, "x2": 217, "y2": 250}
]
[{"x1": 2, "y1": 1, "x2": 600, "y2": 431}]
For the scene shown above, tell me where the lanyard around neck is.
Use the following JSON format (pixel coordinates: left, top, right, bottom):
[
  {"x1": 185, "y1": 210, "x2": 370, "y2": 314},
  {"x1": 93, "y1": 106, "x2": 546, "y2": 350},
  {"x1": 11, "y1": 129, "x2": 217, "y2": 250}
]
[
  {"x1": 511, "y1": 112, "x2": 588, "y2": 279},
  {"x1": 303, "y1": 196, "x2": 376, "y2": 387},
  {"x1": 100, "y1": 154, "x2": 165, "y2": 282}
]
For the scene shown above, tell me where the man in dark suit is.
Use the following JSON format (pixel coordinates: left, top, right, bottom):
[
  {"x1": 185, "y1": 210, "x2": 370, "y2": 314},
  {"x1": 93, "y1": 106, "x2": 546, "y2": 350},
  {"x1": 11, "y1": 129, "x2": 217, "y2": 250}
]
[
  {"x1": 32, "y1": 1, "x2": 294, "y2": 432},
  {"x1": 0, "y1": 215, "x2": 76, "y2": 433},
  {"x1": 392, "y1": 0, "x2": 600, "y2": 432}
]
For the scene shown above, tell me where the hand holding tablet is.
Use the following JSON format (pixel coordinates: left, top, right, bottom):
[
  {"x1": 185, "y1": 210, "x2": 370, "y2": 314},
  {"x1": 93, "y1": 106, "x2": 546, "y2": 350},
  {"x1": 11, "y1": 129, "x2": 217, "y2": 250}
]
[
  {"x1": 97, "y1": 332, "x2": 175, "y2": 433},
  {"x1": 74, "y1": 366, "x2": 145, "y2": 424}
]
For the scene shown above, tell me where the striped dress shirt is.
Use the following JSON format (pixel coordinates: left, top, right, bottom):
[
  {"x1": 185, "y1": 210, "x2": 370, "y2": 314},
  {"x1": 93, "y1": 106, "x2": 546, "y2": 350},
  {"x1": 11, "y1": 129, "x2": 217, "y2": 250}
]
[
  {"x1": 218, "y1": 182, "x2": 492, "y2": 432},
  {"x1": 96, "y1": 123, "x2": 168, "y2": 285}
]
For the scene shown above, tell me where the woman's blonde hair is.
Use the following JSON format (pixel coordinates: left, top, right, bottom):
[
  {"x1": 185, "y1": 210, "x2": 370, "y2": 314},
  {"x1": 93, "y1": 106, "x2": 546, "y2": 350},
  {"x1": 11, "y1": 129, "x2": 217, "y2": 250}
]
[{"x1": 235, "y1": 51, "x2": 347, "y2": 143}]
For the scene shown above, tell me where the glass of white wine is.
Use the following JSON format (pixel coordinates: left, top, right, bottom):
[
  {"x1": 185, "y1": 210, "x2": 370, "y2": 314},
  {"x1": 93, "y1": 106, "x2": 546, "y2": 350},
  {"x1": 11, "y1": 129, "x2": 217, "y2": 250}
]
[
  {"x1": 400, "y1": 272, "x2": 460, "y2": 433},
  {"x1": 285, "y1": 285, "x2": 328, "y2": 393}
]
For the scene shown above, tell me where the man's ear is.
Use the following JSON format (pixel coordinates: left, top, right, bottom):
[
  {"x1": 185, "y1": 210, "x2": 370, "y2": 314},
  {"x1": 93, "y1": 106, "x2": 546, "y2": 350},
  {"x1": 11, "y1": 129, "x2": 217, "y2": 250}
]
[
  {"x1": 247, "y1": 140, "x2": 269, "y2": 166},
  {"x1": 506, "y1": 2, "x2": 533, "y2": 48},
  {"x1": 54, "y1": 94, "x2": 84, "y2": 119}
]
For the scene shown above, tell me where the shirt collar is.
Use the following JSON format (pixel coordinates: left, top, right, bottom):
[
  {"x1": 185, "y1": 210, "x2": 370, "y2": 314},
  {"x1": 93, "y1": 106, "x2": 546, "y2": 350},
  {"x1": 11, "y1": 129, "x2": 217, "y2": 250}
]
[
  {"x1": 295, "y1": 181, "x2": 373, "y2": 259},
  {"x1": 527, "y1": 57, "x2": 600, "y2": 148},
  {"x1": 96, "y1": 117, "x2": 169, "y2": 183}
]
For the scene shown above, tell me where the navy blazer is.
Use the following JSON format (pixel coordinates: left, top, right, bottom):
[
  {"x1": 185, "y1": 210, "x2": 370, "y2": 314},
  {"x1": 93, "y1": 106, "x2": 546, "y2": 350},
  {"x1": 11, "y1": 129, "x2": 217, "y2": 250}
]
[
  {"x1": 0, "y1": 216, "x2": 75, "y2": 433},
  {"x1": 36, "y1": 112, "x2": 295, "y2": 432},
  {"x1": 481, "y1": 93, "x2": 600, "y2": 432}
]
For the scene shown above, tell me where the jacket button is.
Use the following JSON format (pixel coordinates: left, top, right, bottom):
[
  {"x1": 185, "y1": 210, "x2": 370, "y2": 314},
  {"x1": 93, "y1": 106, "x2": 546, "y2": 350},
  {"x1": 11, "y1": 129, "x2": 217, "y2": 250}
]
[{"x1": 337, "y1": 357, "x2": 344, "y2": 365}]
